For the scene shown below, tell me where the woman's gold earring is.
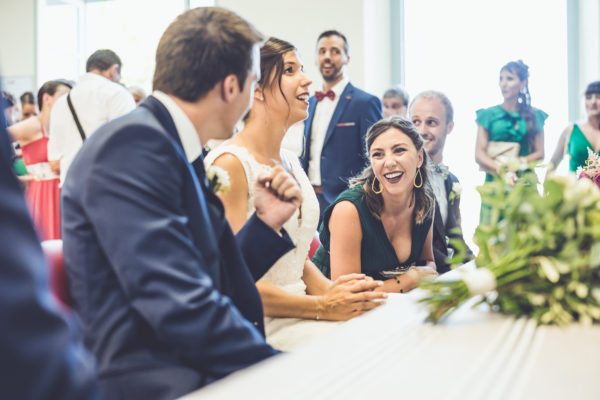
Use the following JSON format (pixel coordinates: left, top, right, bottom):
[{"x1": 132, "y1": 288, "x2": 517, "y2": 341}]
[
  {"x1": 414, "y1": 168, "x2": 423, "y2": 188},
  {"x1": 371, "y1": 177, "x2": 383, "y2": 194}
]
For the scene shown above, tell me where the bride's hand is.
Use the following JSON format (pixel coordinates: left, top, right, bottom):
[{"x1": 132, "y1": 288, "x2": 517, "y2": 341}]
[{"x1": 316, "y1": 274, "x2": 387, "y2": 321}]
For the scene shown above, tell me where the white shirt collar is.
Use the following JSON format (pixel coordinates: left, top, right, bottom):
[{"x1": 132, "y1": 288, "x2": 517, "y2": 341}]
[{"x1": 152, "y1": 90, "x2": 202, "y2": 162}]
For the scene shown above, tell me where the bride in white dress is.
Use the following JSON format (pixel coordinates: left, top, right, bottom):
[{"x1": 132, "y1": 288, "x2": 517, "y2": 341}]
[{"x1": 205, "y1": 37, "x2": 386, "y2": 351}]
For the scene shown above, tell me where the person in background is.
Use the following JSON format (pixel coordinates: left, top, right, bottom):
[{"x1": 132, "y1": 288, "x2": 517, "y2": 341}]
[
  {"x1": 20, "y1": 91, "x2": 37, "y2": 120},
  {"x1": 474, "y1": 60, "x2": 547, "y2": 225},
  {"x1": 61, "y1": 8, "x2": 304, "y2": 399},
  {"x1": 0, "y1": 85, "x2": 98, "y2": 400},
  {"x1": 48, "y1": 49, "x2": 135, "y2": 186},
  {"x1": 128, "y1": 85, "x2": 147, "y2": 105},
  {"x1": 312, "y1": 117, "x2": 438, "y2": 293},
  {"x1": 300, "y1": 30, "x2": 382, "y2": 219},
  {"x1": 549, "y1": 81, "x2": 600, "y2": 173},
  {"x1": 409, "y1": 90, "x2": 472, "y2": 273},
  {"x1": 206, "y1": 37, "x2": 385, "y2": 351},
  {"x1": 8, "y1": 80, "x2": 71, "y2": 240},
  {"x1": 383, "y1": 85, "x2": 409, "y2": 118}
]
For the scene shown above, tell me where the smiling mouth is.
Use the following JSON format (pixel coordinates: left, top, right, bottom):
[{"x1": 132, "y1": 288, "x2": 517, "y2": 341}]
[
  {"x1": 383, "y1": 171, "x2": 404, "y2": 183},
  {"x1": 296, "y1": 94, "x2": 309, "y2": 102}
]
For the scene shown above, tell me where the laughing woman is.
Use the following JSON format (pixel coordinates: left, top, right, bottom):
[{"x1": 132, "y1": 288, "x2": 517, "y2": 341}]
[
  {"x1": 312, "y1": 117, "x2": 438, "y2": 293},
  {"x1": 205, "y1": 38, "x2": 385, "y2": 351}
]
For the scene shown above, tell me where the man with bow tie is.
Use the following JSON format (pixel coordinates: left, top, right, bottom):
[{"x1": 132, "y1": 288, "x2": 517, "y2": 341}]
[
  {"x1": 300, "y1": 30, "x2": 382, "y2": 219},
  {"x1": 61, "y1": 8, "x2": 303, "y2": 400},
  {"x1": 409, "y1": 91, "x2": 473, "y2": 273}
]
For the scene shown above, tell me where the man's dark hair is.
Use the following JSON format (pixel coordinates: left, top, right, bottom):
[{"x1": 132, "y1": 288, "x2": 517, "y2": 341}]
[
  {"x1": 1, "y1": 91, "x2": 15, "y2": 109},
  {"x1": 86, "y1": 49, "x2": 122, "y2": 73},
  {"x1": 317, "y1": 30, "x2": 349, "y2": 56},
  {"x1": 153, "y1": 7, "x2": 264, "y2": 103}
]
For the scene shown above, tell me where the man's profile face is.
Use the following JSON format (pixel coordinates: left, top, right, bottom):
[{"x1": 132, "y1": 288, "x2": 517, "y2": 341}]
[
  {"x1": 410, "y1": 97, "x2": 453, "y2": 162},
  {"x1": 316, "y1": 35, "x2": 349, "y2": 83}
]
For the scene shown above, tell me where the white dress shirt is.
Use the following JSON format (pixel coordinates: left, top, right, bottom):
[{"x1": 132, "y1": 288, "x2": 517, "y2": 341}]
[
  {"x1": 48, "y1": 72, "x2": 135, "y2": 185},
  {"x1": 307, "y1": 77, "x2": 349, "y2": 185}
]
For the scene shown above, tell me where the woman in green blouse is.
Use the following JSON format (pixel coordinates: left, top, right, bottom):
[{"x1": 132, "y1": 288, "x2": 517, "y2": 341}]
[
  {"x1": 549, "y1": 81, "x2": 600, "y2": 173},
  {"x1": 475, "y1": 60, "x2": 548, "y2": 224}
]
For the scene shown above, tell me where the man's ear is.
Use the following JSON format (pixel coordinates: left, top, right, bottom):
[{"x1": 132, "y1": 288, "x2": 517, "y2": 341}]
[
  {"x1": 254, "y1": 86, "x2": 264, "y2": 102},
  {"x1": 446, "y1": 120, "x2": 455, "y2": 135},
  {"x1": 221, "y1": 74, "x2": 239, "y2": 102}
]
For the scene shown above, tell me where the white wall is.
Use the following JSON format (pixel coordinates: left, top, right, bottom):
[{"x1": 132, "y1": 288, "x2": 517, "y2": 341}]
[
  {"x1": 0, "y1": 0, "x2": 36, "y2": 94},
  {"x1": 216, "y1": 0, "x2": 391, "y2": 96}
]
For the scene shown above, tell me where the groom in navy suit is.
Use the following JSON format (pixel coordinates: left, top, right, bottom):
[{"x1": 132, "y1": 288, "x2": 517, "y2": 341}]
[
  {"x1": 61, "y1": 8, "x2": 303, "y2": 400},
  {"x1": 300, "y1": 30, "x2": 382, "y2": 217}
]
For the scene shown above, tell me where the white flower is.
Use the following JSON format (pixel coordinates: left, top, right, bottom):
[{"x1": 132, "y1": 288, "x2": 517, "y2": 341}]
[
  {"x1": 448, "y1": 182, "x2": 462, "y2": 203},
  {"x1": 206, "y1": 165, "x2": 231, "y2": 194}
]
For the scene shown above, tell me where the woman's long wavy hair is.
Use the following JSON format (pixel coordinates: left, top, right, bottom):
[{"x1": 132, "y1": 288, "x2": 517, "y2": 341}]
[
  {"x1": 350, "y1": 117, "x2": 435, "y2": 224},
  {"x1": 501, "y1": 60, "x2": 539, "y2": 148}
]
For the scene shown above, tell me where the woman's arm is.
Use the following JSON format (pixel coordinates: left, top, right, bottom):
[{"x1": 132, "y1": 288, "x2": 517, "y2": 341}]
[
  {"x1": 475, "y1": 125, "x2": 499, "y2": 173},
  {"x1": 210, "y1": 153, "x2": 249, "y2": 233},
  {"x1": 329, "y1": 200, "x2": 363, "y2": 280},
  {"x1": 7, "y1": 118, "x2": 38, "y2": 146},
  {"x1": 257, "y1": 276, "x2": 385, "y2": 321},
  {"x1": 302, "y1": 259, "x2": 332, "y2": 295},
  {"x1": 548, "y1": 125, "x2": 573, "y2": 172},
  {"x1": 523, "y1": 128, "x2": 545, "y2": 163}
]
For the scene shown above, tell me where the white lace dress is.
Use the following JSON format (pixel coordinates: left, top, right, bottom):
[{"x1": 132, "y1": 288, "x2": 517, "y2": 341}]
[{"x1": 205, "y1": 143, "x2": 343, "y2": 351}]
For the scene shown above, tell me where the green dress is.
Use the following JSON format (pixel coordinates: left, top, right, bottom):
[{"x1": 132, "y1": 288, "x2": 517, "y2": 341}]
[
  {"x1": 568, "y1": 123, "x2": 598, "y2": 172},
  {"x1": 311, "y1": 185, "x2": 433, "y2": 281},
  {"x1": 476, "y1": 105, "x2": 548, "y2": 224}
]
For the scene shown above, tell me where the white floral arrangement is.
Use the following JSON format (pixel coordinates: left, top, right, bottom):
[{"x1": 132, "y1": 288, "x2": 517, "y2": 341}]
[
  {"x1": 576, "y1": 148, "x2": 600, "y2": 188},
  {"x1": 206, "y1": 165, "x2": 231, "y2": 195},
  {"x1": 421, "y1": 168, "x2": 600, "y2": 326}
]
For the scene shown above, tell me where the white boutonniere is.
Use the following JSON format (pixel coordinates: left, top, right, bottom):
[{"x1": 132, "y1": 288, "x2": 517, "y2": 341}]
[
  {"x1": 448, "y1": 182, "x2": 462, "y2": 203},
  {"x1": 206, "y1": 165, "x2": 231, "y2": 194}
]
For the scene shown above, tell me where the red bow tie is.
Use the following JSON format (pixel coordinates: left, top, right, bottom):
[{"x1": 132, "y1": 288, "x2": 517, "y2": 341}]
[{"x1": 315, "y1": 90, "x2": 335, "y2": 102}]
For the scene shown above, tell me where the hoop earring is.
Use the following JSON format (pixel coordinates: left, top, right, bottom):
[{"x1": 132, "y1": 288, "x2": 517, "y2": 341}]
[
  {"x1": 371, "y1": 177, "x2": 383, "y2": 194},
  {"x1": 414, "y1": 168, "x2": 423, "y2": 188}
]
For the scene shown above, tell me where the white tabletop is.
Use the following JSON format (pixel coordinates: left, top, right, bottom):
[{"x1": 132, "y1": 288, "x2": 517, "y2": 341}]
[{"x1": 180, "y1": 264, "x2": 600, "y2": 399}]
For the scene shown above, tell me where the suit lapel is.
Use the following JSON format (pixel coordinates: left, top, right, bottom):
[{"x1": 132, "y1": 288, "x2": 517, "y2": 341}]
[
  {"x1": 323, "y1": 83, "x2": 354, "y2": 148},
  {"x1": 433, "y1": 199, "x2": 446, "y2": 242}
]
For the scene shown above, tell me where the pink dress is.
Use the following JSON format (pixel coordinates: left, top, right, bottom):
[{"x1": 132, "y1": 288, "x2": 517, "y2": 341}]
[{"x1": 21, "y1": 133, "x2": 61, "y2": 240}]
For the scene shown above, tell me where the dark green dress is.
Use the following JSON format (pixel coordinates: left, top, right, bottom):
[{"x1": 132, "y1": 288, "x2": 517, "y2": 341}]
[
  {"x1": 311, "y1": 185, "x2": 433, "y2": 281},
  {"x1": 568, "y1": 124, "x2": 598, "y2": 172},
  {"x1": 476, "y1": 105, "x2": 548, "y2": 225}
]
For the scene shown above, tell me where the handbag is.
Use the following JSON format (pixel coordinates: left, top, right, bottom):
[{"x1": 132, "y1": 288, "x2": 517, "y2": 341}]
[{"x1": 486, "y1": 141, "x2": 520, "y2": 165}]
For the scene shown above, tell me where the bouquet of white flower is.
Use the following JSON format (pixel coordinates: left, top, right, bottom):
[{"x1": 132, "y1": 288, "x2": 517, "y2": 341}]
[
  {"x1": 576, "y1": 147, "x2": 600, "y2": 188},
  {"x1": 420, "y1": 167, "x2": 600, "y2": 325}
]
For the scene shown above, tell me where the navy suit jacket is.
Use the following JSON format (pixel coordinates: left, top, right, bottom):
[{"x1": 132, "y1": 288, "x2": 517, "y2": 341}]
[
  {"x1": 432, "y1": 171, "x2": 473, "y2": 274},
  {"x1": 300, "y1": 82, "x2": 382, "y2": 203},
  {"x1": 61, "y1": 96, "x2": 293, "y2": 400},
  {"x1": 0, "y1": 110, "x2": 98, "y2": 399}
]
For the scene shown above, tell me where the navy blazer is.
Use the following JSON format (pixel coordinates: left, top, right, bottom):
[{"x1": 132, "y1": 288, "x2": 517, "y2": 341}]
[
  {"x1": 0, "y1": 114, "x2": 98, "y2": 399},
  {"x1": 432, "y1": 171, "x2": 473, "y2": 274},
  {"x1": 300, "y1": 82, "x2": 382, "y2": 203},
  {"x1": 62, "y1": 96, "x2": 293, "y2": 400}
]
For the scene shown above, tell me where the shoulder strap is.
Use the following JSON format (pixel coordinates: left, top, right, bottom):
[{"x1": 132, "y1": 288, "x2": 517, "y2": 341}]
[{"x1": 66, "y1": 93, "x2": 86, "y2": 142}]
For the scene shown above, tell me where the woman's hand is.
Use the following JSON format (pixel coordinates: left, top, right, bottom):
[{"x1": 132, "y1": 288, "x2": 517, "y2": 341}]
[{"x1": 316, "y1": 274, "x2": 386, "y2": 321}]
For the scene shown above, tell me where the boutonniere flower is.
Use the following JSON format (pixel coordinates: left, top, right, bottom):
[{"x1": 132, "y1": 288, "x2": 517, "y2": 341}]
[
  {"x1": 448, "y1": 182, "x2": 462, "y2": 203},
  {"x1": 206, "y1": 165, "x2": 231, "y2": 195}
]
